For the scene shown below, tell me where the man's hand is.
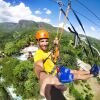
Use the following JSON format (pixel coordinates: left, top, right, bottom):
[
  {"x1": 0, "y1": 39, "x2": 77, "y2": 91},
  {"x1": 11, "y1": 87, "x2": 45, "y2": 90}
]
[{"x1": 54, "y1": 37, "x2": 59, "y2": 45}]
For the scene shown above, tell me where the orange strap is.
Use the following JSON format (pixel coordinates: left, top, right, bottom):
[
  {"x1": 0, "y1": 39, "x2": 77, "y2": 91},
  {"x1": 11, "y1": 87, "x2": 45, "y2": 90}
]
[{"x1": 53, "y1": 46, "x2": 59, "y2": 63}]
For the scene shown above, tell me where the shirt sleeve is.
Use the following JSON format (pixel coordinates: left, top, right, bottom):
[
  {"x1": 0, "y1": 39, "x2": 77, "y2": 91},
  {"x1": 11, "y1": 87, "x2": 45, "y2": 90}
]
[{"x1": 34, "y1": 52, "x2": 43, "y2": 62}]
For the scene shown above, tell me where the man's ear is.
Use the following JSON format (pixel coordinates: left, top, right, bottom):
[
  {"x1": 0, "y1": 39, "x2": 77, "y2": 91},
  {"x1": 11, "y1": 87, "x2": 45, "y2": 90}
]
[
  {"x1": 37, "y1": 40, "x2": 40, "y2": 45},
  {"x1": 37, "y1": 42, "x2": 39, "y2": 45},
  {"x1": 37, "y1": 40, "x2": 39, "y2": 45}
]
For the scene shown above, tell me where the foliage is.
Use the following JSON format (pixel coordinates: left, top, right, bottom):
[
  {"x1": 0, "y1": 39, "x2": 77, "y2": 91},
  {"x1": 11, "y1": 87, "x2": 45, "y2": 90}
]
[
  {"x1": 0, "y1": 57, "x2": 19, "y2": 86},
  {"x1": 1, "y1": 57, "x2": 40, "y2": 99},
  {"x1": 0, "y1": 20, "x2": 100, "y2": 99},
  {"x1": 85, "y1": 84, "x2": 91, "y2": 90},
  {"x1": 85, "y1": 94, "x2": 92, "y2": 100},
  {"x1": 69, "y1": 83, "x2": 84, "y2": 100},
  {"x1": 13, "y1": 61, "x2": 33, "y2": 81},
  {"x1": 0, "y1": 84, "x2": 11, "y2": 100},
  {"x1": 59, "y1": 40, "x2": 77, "y2": 69},
  {"x1": 13, "y1": 61, "x2": 40, "y2": 99},
  {"x1": 4, "y1": 42, "x2": 18, "y2": 56},
  {"x1": 97, "y1": 77, "x2": 100, "y2": 84}
]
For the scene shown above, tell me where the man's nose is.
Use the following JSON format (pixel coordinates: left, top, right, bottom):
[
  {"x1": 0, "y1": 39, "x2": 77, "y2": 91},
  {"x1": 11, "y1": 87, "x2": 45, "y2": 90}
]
[{"x1": 43, "y1": 42, "x2": 48, "y2": 45}]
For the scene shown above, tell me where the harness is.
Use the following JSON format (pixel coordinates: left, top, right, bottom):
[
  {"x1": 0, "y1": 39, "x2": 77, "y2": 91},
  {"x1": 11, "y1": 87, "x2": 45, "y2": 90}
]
[
  {"x1": 51, "y1": 0, "x2": 99, "y2": 82},
  {"x1": 42, "y1": 0, "x2": 71, "y2": 76}
]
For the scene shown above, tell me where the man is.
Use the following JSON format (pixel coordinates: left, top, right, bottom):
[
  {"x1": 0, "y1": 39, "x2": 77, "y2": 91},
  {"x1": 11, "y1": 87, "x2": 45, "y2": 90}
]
[{"x1": 34, "y1": 29, "x2": 99, "y2": 97}]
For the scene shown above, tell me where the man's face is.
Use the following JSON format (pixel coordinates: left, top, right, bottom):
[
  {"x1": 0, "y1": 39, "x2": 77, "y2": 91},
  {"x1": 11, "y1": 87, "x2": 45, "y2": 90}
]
[{"x1": 38, "y1": 38, "x2": 49, "y2": 51}]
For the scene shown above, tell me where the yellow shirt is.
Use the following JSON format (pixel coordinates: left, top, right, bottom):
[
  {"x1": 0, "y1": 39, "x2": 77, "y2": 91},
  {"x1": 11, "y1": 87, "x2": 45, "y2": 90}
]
[{"x1": 34, "y1": 49, "x2": 57, "y2": 75}]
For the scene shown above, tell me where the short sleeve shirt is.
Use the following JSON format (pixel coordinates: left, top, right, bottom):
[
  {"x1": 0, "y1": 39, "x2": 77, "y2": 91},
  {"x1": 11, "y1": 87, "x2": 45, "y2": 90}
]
[{"x1": 34, "y1": 49, "x2": 56, "y2": 74}]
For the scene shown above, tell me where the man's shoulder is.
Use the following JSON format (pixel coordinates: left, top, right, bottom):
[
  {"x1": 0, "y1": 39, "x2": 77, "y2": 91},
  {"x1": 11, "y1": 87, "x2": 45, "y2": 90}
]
[
  {"x1": 34, "y1": 49, "x2": 43, "y2": 62},
  {"x1": 34, "y1": 49, "x2": 44, "y2": 58},
  {"x1": 35, "y1": 49, "x2": 43, "y2": 55}
]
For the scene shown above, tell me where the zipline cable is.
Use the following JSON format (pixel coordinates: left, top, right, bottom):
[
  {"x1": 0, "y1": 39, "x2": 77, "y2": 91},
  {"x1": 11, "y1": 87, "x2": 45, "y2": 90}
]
[
  {"x1": 54, "y1": 0, "x2": 100, "y2": 28},
  {"x1": 71, "y1": 8, "x2": 94, "y2": 56},
  {"x1": 76, "y1": 0, "x2": 100, "y2": 22},
  {"x1": 74, "y1": 10, "x2": 100, "y2": 28},
  {"x1": 61, "y1": 8, "x2": 100, "y2": 59},
  {"x1": 59, "y1": 0, "x2": 71, "y2": 41},
  {"x1": 51, "y1": 0, "x2": 100, "y2": 60},
  {"x1": 52, "y1": 0, "x2": 100, "y2": 28},
  {"x1": 56, "y1": 1, "x2": 63, "y2": 38}
]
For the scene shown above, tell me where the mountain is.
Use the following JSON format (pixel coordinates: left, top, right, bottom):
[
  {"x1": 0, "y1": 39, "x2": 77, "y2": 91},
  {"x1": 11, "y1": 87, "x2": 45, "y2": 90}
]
[
  {"x1": 0, "y1": 20, "x2": 68, "y2": 33},
  {"x1": 0, "y1": 20, "x2": 100, "y2": 51},
  {"x1": 0, "y1": 20, "x2": 38, "y2": 33},
  {"x1": 0, "y1": 22, "x2": 17, "y2": 33},
  {"x1": 0, "y1": 20, "x2": 65, "y2": 50}
]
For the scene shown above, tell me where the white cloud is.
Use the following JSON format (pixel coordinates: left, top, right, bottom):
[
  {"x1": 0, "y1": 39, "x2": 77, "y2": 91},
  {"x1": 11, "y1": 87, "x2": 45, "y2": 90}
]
[
  {"x1": 46, "y1": 9, "x2": 52, "y2": 14},
  {"x1": 34, "y1": 10, "x2": 42, "y2": 15},
  {"x1": 43, "y1": 8, "x2": 52, "y2": 15},
  {"x1": 73, "y1": 25, "x2": 84, "y2": 35},
  {"x1": 52, "y1": 22, "x2": 70, "y2": 32},
  {"x1": 0, "y1": 0, "x2": 50, "y2": 23},
  {"x1": 43, "y1": 8, "x2": 47, "y2": 10},
  {"x1": 58, "y1": 22, "x2": 63, "y2": 28},
  {"x1": 65, "y1": 24, "x2": 71, "y2": 32},
  {"x1": 90, "y1": 26, "x2": 95, "y2": 31},
  {"x1": 43, "y1": 18, "x2": 50, "y2": 23}
]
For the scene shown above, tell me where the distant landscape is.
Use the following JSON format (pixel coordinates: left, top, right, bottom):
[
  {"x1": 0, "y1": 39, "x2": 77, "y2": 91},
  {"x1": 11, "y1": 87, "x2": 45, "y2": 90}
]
[{"x1": 0, "y1": 20, "x2": 100, "y2": 100}]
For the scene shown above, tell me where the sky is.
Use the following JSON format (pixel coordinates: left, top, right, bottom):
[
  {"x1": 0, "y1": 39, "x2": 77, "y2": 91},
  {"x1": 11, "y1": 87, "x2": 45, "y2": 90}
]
[{"x1": 0, "y1": 0, "x2": 100, "y2": 39}]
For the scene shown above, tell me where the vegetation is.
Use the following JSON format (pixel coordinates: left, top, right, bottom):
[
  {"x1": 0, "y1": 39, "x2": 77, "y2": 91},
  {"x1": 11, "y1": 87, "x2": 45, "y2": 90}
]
[
  {"x1": 69, "y1": 83, "x2": 84, "y2": 100},
  {"x1": 0, "y1": 84, "x2": 11, "y2": 100},
  {"x1": 0, "y1": 57, "x2": 40, "y2": 99},
  {"x1": 0, "y1": 20, "x2": 100, "y2": 99}
]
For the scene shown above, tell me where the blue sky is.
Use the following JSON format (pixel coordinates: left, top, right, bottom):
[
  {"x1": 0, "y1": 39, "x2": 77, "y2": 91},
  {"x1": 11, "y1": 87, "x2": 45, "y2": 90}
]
[{"x1": 0, "y1": 0, "x2": 100, "y2": 39}]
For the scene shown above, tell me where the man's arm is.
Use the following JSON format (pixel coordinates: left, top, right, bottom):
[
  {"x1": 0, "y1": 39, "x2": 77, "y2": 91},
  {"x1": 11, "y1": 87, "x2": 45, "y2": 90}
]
[
  {"x1": 34, "y1": 59, "x2": 62, "y2": 96},
  {"x1": 34, "y1": 60, "x2": 46, "y2": 79}
]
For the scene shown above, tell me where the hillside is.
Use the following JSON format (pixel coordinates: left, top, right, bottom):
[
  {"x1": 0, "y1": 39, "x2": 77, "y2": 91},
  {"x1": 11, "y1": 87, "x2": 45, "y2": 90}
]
[
  {"x1": 0, "y1": 20, "x2": 100, "y2": 51},
  {"x1": 0, "y1": 20, "x2": 71, "y2": 50}
]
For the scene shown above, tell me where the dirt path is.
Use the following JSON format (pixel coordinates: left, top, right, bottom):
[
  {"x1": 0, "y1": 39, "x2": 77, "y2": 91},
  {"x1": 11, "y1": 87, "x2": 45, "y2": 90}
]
[
  {"x1": 77, "y1": 59, "x2": 100, "y2": 100},
  {"x1": 88, "y1": 78, "x2": 100, "y2": 100}
]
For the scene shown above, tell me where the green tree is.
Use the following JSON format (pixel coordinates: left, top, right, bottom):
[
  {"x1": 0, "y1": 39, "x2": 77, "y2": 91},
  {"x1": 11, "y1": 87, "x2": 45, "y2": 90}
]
[
  {"x1": 1, "y1": 57, "x2": 19, "y2": 86},
  {"x1": 69, "y1": 83, "x2": 84, "y2": 100},
  {"x1": 13, "y1": 61, "x2": 40, "y2": 99},
  {"x1": 4, "y1": 42, "x2": 18, "y2": 56}
]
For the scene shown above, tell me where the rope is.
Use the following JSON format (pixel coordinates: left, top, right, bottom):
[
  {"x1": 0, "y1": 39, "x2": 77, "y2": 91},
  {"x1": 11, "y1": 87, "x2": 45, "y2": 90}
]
[
  {"x1": 59, "y1": 1, "x2": 71, "y2": 41},
  {"x1": 53, "y1": 0, "x2": 71, "y2": 63},
  {"x1": 56, "y1": 3, "x2": 62, "y2": 38}
]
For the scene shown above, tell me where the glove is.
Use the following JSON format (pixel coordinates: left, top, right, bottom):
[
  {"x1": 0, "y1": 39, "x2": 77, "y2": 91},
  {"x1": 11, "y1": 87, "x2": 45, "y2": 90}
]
[{"x1": 90, "y1": 64, "x2": 99, "y2": 77}]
